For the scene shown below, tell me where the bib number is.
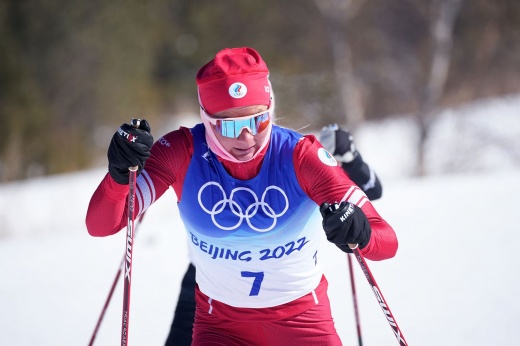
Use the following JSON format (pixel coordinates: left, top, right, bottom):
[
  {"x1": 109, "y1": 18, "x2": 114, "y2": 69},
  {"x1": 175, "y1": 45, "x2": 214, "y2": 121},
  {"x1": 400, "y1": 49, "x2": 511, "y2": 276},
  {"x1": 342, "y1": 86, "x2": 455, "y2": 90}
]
[{"x1": 241, "y1": 271, "x2": 265, "y2": 296}]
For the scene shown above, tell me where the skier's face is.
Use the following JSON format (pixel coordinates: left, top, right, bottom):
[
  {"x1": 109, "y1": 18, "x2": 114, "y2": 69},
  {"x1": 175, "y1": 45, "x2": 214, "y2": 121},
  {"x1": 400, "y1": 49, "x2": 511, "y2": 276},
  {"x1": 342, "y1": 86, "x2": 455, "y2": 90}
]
[{"x1": 211, "y1": 105, "x2": 270, "y2": 161}]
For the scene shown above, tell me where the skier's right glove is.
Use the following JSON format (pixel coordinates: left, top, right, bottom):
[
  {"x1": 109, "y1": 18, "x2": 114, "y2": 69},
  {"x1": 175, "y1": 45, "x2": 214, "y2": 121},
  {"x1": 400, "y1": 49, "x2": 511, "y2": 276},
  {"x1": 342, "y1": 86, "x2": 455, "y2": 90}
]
[
  {"x1": 319, "y1": 124, "x2": 359, "y2": 164},
  {"x1": 107, "y1": 119, "x2": 153, "y2": 185},
  {"x1": 320, "y1": 201, "x2": 371, "y2": 253}
]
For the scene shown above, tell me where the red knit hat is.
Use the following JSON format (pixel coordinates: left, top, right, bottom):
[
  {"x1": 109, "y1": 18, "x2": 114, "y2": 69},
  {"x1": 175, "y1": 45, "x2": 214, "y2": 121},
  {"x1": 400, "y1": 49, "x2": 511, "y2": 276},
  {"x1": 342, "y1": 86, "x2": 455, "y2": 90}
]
[{"x1": 196, "y1": 47, "x2": 271, "y2": 114}]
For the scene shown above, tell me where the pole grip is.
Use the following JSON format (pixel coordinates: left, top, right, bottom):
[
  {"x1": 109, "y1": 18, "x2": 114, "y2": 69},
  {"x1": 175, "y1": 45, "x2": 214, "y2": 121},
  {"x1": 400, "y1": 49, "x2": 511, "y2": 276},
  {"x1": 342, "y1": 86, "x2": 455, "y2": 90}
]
[{"x1": 128, "y1": 118, "x2": 141, "y2": 173}]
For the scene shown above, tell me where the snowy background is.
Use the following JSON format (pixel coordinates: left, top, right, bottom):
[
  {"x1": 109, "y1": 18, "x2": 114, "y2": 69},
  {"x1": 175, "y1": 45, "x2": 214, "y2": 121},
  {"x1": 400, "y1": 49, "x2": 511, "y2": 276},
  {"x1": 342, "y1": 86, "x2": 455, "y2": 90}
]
[{"x1": 1, "y1": 94, "x2": 519, "y2": 345}]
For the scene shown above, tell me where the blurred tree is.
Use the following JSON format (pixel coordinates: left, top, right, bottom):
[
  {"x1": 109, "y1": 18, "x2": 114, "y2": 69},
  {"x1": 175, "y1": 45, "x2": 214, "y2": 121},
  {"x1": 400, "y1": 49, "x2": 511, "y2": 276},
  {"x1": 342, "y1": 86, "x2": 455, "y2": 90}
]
[
  {"x1": 0, "y1": 0, "x2": 165, "y2": 181},
  {"x1": 0, "y1": 0, "x2": 519, "y2": 182},
  {"x1": 314, "y1": 0, "x2": 367, "y2": 130},
  {"x1": 416, "y1": 0, "x2": 464, "y2": 176}
]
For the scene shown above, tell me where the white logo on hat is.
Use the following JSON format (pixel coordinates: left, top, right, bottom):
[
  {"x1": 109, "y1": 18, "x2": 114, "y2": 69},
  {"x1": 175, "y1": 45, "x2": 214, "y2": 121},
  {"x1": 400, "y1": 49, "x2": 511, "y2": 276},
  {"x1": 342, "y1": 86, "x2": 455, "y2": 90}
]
[{"x1": 229, "y1": 83, "x2": 247, "y2": 99}]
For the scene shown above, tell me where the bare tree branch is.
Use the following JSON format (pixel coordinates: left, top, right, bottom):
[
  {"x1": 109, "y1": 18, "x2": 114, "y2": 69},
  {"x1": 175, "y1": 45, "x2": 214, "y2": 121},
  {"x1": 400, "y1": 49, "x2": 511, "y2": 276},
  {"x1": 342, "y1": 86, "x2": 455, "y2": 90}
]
[
  {"x1": 416, "y1": 0, "x2": 464, "y2": 176},
  {"x1": 313, "y1": 0, "x2": 366, "y2": 129}
]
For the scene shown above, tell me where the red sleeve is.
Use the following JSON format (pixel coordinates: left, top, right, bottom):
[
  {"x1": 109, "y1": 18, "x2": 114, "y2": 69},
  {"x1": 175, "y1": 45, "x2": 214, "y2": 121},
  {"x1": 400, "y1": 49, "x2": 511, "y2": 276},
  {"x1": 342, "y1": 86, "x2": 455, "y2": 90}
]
[
  {"x1": 85, "y1": 127, "x2": 193, "y2": 237},
  {"x1": 85, "y1": 173, "x2": 130, "y2": 237},
  {"x1": 293, "y1": 135, "x2": 398, "y2": 261}
]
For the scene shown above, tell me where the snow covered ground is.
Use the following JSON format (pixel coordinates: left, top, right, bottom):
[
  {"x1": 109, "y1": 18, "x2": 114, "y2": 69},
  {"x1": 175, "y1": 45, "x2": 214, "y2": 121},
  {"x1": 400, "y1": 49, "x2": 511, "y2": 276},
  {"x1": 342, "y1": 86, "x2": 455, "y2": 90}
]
[{"x1": 1, "y1": 94, "x2": 519, "y2": 345}]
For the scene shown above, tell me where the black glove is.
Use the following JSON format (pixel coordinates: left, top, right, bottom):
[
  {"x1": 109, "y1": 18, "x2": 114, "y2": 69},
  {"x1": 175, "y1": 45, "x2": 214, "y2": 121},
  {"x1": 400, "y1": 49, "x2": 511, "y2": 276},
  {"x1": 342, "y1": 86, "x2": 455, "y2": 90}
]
[
  {"x1": 319, "y1": 124, "x2": 359, "y2": 164},
  {"x1": 108, "y1": 119, "x2": 153, "y2": 185},
  {"x1": 320, "y1": 201, "x2": 371, "y2": 253}
]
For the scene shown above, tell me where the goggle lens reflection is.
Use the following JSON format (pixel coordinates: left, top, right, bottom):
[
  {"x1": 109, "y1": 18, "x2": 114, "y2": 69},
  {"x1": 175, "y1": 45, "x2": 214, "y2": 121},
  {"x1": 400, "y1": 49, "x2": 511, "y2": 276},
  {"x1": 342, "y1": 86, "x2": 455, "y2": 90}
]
[{"x1": 204, "y1": 109, "x2": 271, "y2": 138}]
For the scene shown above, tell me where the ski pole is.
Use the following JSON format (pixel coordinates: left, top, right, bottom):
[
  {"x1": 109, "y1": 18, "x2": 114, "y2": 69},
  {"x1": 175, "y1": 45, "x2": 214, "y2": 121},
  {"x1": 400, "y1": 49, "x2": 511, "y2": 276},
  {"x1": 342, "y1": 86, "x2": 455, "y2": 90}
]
[
  {"x1": 348, "y1": 244, "x2": 408, "y2": 346},
  {"x1": 89, "y1": 264, "x2": 121, "y2": 346},
  {"x1": 347, "y1": 253, "x2": 363, "y2": 346},
  {"x1": 121, "y1": 117, "x2": 142, "y2": 346},
  {"x1": 88, "y1": 212, "x2": 146, "y2": 346},
  {"x1": 121, "y1": 164, "x2": 138, "y2": 346}
]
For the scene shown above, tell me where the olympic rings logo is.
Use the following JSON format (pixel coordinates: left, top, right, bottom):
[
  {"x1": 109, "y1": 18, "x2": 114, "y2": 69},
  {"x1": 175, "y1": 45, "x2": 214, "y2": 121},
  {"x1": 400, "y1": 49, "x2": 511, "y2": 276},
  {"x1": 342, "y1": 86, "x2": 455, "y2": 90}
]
[{"x1": 197, "y1": 181, "x2": 289, "y2": 232}]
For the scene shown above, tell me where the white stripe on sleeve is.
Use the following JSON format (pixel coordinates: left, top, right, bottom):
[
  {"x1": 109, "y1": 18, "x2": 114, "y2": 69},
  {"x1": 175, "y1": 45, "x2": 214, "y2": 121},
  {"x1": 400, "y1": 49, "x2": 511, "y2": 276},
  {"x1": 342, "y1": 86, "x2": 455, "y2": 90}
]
[{"x1": 136, "y1": 170, "x2": 156, "y2": 216}]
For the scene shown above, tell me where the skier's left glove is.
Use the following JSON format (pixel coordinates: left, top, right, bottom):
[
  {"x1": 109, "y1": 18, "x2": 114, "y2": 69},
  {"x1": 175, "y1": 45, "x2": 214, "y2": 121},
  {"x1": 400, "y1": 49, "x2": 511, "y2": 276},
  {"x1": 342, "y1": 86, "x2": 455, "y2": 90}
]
[{"x1": 320, "y1": 201, "x2": 371, "y2": 253}]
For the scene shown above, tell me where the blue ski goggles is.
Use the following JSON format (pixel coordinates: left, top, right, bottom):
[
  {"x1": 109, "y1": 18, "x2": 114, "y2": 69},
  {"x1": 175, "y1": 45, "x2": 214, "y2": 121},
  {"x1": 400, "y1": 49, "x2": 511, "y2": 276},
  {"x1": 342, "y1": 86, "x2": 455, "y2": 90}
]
[{"x1": 202, "y1": 108, "x2": 271, "y2": 138}]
